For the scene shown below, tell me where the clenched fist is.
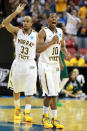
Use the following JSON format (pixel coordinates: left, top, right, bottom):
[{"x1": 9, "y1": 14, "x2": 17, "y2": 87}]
[{"x1": 52, "y1": 35, "x2": 59, "y2": 44}]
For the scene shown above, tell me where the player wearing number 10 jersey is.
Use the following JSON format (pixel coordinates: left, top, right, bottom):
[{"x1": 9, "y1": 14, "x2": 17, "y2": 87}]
[
  {"x1": 37, "y1": 13, "x2": 64, "y2": 129},
  {"x1": 3, "y1": 4, "x2": 37, "y2": 122}
]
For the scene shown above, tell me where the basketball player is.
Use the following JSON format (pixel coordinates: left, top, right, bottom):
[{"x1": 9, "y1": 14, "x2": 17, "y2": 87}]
[
  {"x1": 37, "y1": 13, "x2": 64, "y2": 129},
  {"x1": 3, "y1": 4, "x2": 37, "y2": 122}
]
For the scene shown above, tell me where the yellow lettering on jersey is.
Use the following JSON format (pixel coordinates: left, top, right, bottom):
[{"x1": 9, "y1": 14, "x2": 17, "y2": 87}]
[
  {"x1": 49, "y1": 56, "x2": 59, "y2": 61},
  {"x1": 18, "y1": 39, "x2": 34, "y2": 47},
  {"x1": 19, "y1": 54, "x2": 29, "y2": 60}
]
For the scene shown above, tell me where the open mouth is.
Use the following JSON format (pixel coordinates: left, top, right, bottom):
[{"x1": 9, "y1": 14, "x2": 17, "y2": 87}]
[
  {"x1": 52, "y1": 22, "x2": 56, "y2": 25},
  {"x1": 24, "y1": 25, "x2": 27, "y2": 28}
]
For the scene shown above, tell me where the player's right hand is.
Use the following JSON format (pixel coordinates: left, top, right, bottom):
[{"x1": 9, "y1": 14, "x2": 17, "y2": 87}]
[
  {"x1": 15, "y1": 4, "x2": 26, "y2": 14},
  {"x1": 52, "y1": 35, "x2": 59, "y2": 44}
]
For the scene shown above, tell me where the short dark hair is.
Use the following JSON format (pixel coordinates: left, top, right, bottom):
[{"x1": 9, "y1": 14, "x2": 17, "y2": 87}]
[{"x1": 48, "y1": 13, "x2": 57, "y2": 18}]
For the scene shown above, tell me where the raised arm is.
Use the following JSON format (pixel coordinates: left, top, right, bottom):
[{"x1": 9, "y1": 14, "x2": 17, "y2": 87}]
[
  {"x1": 3, "y1": 4, "x2": 26, "y2": 35},
  {"x1": 36, "y1": 29, "x2": 59, "y2": 53}
]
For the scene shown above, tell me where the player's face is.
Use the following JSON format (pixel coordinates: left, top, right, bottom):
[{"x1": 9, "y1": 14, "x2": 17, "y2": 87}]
[
  {"x1": 23, "y1": 16, "x2": 32, "y2": 30},
  {"x1": 48, "y1": 13, "x2": 58, "y2": 28}
]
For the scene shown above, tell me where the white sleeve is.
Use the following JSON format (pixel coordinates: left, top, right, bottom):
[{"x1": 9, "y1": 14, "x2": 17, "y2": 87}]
[{"x1": 81, "y1": 75, "x2": 85, "y2": 84}]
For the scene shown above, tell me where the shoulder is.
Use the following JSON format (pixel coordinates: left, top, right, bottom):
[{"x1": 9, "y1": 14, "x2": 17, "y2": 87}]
[
  {"x1": 38, "y1": 28, "x2": 46, "y2": 39},
  {"x1": 32, "y1": 29, "x2": 38, "y2": 35},
  {"x1": 41, "y1": 27, "x2": 49, "y2": 32},
  {"x1": 17, "y1": 29, "x2": 22, "y2": 34},
  {"x1": 56, "y1": 27, "x2": 63, "y2": 34},
  {"x1": 42, "y1": 27, "x2": 48, "y2": 30},
  {"x1": 56, "y1": 27, "x2": 62, "y2": 31},
  {"x1": 32, "y1": 29, "x2": 37, "y2": 33}
]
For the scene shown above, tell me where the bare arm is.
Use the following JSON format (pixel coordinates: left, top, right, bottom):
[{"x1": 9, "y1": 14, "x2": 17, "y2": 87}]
[
  {"x1": 59, "y1": 55, "x2": 64, "y2": 70},
  {"x1": 36, "y1": 29, "x2": 59, "y2": 53},
  {"x1": 61, "y1": 46, "x2": 70, "y2": 59},
  {"x1": 3, "y1": 4, "x2": 26, "y2": 35},
  {"x1": 62, "y1": 89, "x2": 77, "y2": 97},
  {"x1": 60, "y1": 37, "x2": 71, "y2": 59}
]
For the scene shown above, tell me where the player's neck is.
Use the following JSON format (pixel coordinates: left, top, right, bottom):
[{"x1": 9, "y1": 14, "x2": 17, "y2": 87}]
[
  {"x1": 23, "y1": 28, "x2": 32, "y2": 35},
  {"x1": 49, "y1": 26, "x2": 57, "y2": 33}
]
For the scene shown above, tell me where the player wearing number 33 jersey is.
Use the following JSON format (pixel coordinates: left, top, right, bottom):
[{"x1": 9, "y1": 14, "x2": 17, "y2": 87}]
[
  {"x1": 3, "y1": 4, "x2": 38, "y2": 122},
  {"x1": 9, "y1": 29, "x2": 37, "y2": 94}
]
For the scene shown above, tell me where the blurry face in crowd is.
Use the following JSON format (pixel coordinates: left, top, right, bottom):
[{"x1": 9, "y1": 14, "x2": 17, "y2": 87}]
[
  {"x1": 73, "y1": 69, "x2": 79, "y2": 77},
  {"x1": 45, "y1": 3, "x2": 50, "y2": 10},
  {"x1": 23, "y1": 16, "x2": 32, "y2": 31},
  {"x1": 72, "y1": 10, "x2": 77, "y2": 16},
  {"x1": 48, "y1": 13, "x2": 58, "y2": 29},
  {"x1": 67, "y1": 34, "x2": 72, "y2": 39},
  {"x1": 75, "y1": 52, "x2": 81, "y2": 59},
  {"x1": 70, "y1": 72, "x2": 76, "y2": 81}
]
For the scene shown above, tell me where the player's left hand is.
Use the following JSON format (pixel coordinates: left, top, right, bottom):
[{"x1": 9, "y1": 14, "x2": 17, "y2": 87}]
[{"x1": 15, "y1": 4, "x2": 26, "y2": 14}]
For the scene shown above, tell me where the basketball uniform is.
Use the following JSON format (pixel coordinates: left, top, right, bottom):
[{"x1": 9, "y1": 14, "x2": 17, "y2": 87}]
[
  {"x1": 8, "y1": 29, "x2": 37, "y2": 95},
  {"x1": 38, "y1": 27, "x2": 63, "y2": 96}
]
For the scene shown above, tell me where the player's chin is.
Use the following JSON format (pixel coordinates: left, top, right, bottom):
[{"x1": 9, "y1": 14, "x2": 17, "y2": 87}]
[
  {"x1": 23, "y1": 26, "x2": 28, "y2": 30},
  {"x1": 51, "y1": 23, "x2": 57, "y2": 28}
]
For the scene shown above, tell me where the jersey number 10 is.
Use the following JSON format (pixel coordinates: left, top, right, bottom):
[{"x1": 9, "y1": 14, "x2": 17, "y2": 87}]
[{"x1": 52, "y1": 47, "x2": 58, "y2": 55}]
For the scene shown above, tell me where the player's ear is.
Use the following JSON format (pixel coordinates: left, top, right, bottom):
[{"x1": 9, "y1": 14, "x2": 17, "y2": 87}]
[
  {"x1": 31, "y1": 21, "x2": 33, "y2": 26},
  {"x1": 46, "y1": 19, "x2": 49, "y2": 25}
]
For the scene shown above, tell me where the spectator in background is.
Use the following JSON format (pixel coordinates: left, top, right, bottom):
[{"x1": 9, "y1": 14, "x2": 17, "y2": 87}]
[
  {"x1": 73, "y1": 68, "x2": 85, "y2": 88},
  {"x1": 65, "y1": 34, "x2": 78, "y2": 60},
  {"x1": 77, "y1": 19, "x2": 87, "y2": 48},
  {"x1": 46, "y1": 0, "x2": 53, "y2": 8},
  {"x1": 32, "y1": 4, "x2": 39, "y2": 18},
  {"x1": 79, "y1": 0, "x2": 85, "y2": 7},
  {"x1": 65, "y1": 10, "x2": 81, "y2": 40},
  {"x1": 62, "y1": 71, "x2": 83, "y2": 98},
  {"x1": 55, "y1": 0, "x2": 67, "y2": 18},
  {"x1": 70, "y1": 51, "x2": 84, "y2": 66},
  {"x1": 1, "y1": 0, "x2": 13, "y2": 16},
  {"x1": 78, "y1": 1, "x2": 87, "y2": 19},
  {"x1": 67, "y1": 1, "x2": 77, "y2": 13},
  {"x1": 40, "y1": 13, "x2": 47, "y2": 27},
  {"x1": 50, "y1": 1, "x2": 56, "y2": 13},
  {"x1": 64, "y1": 59, "x2": 70, "y2": 66},
  {"x1": 16, "y1": 11, "x2": 25, "y2": 26},
  {"x1": 30, "y1": 0, "x2": 45, "y2": 15},
  {"x1": 73, "y1": 0, "x2": 79, "y2": 5},
  {"x1": 32, "y1": 15, "x2": 42, "y2": 32},
  {"x1": 43, "y1": 3, "x2": 51, "y2": 18},
  {"x1": 65, "y1": 34, "x2": 77, "y2": 49}
]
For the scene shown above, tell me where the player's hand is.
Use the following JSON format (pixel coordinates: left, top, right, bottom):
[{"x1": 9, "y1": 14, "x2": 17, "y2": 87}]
[
  {"x1": 15, "y1": 4, "x2": 26, "y2": 14},
  {"x1": 52, "y1": 35, "x2": 59, "y2": 44},
  {"x1": 60, "y1": 39, "x2": 64, "y2": 46}
]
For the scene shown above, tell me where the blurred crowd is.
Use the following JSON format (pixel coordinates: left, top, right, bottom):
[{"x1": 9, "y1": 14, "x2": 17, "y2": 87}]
[{"x1": 0, "y1": 0, "x2": 87, "y2": 66}]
